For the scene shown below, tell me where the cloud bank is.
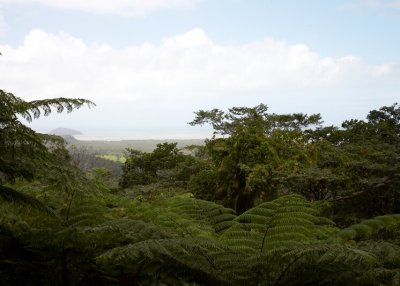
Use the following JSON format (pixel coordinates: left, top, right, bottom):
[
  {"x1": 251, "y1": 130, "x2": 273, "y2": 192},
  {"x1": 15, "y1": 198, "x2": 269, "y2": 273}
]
[
  {"x1": 0, "y1": 28, "x2": 392, "y2": 102},
  {"x1": 0, "y1": 28, "x2": 395, "y2": 135},
  {"x1": 0, "y1": 0, "x2": 199, "y2": 16}
]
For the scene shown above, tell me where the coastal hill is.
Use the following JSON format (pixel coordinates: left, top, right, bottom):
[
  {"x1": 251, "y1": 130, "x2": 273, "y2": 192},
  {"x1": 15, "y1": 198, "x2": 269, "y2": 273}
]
[{"x1": 49, "y1": 127, "x2": 83, "y2": 136}]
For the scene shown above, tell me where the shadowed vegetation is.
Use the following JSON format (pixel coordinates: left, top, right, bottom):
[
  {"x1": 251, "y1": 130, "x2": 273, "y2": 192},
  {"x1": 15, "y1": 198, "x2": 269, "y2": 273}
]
[{"x1": 1, "y1": 89, "x2": 400, "y2": 285}]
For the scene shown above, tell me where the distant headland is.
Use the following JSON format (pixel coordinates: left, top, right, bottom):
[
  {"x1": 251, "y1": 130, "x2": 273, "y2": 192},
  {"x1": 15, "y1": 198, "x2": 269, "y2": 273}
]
[{"x1": 49, "y1": 127, "x2": 83, "y2": 136}]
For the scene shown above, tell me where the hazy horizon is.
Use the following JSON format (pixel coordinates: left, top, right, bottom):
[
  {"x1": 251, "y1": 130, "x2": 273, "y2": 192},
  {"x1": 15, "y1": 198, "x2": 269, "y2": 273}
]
[{"x1": 70, "y1": 132, "x2": 210, "y2": 141}]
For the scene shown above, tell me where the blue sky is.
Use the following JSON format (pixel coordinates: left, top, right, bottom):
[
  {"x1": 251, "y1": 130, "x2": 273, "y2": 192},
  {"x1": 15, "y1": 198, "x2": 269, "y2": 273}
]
[{"x1": 1, "y1": 0, "x2": 400, "y2": 138}]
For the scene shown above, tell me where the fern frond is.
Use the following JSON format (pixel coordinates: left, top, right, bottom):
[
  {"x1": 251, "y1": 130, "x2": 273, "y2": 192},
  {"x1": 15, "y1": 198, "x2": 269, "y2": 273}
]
[
  {"x1": 357, "y1": 241, "x2": 400, "y2": 268},
  {"x1": 20, "y1": 98, "x2": 95, "y2": 122},
  {"x1": 0, "y1": 185, "x2": 54, "y2": 213},
  {"x1": 264, "y1": 244, "x2": 378, "y2": 286},
  {"x1": 334, "y1": 214, "x2": 400, "y2": 242},
  {"x1": 221, "y1": 195, "x2": 336, "y2": 257},
  {"x1": 167, "y1": 196, "x2": 237, "y2": 234},
  {"x1": 63, "y1": 200, "x2": 108, "y2": 227},
  {"x1": 97, "y1": 237, "x2": 227, "y2": 284}
]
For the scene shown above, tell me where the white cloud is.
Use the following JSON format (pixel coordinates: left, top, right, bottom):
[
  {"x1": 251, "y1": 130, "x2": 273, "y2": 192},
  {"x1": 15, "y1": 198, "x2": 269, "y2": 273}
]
[
  {"x1": 0, "y1": 0, "x2": 199, "y2": 16},
  {"x1": 0, "y1": 29, "x2": 395, "y2": 135},
  {"x1": 0, "y1": 28, "x2": 392, "y2": 102}
]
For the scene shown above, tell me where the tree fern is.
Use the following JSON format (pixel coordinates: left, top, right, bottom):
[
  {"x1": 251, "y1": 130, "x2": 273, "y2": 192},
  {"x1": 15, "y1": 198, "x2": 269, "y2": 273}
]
[
  {"x1": 97, "y1": 194, "x2": 400, "y2": 285},
  {"x1": 166, "y1": 196, "x2": 237, "y2": 234},
  {"x1": 97, "y1": 237, "x2": 228, "y2": 285},
  {"x1": 334, "y1": 214, "x2": 400, "y2": 242},
  {"x1": 220, "y1": 195, "x2": 335, "y2": 253},
  {"x1": 2, "y1": 181, "x2": 400, "y2": 285},
  {"x1": 0, "y1": 180, "x2": 113, "y2": 285},
  {"x1": 1, "y1": 89, "x2": 95, "y2": 210}
]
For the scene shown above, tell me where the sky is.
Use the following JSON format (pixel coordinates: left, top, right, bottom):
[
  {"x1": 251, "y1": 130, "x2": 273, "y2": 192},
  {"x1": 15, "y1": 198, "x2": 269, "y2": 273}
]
[{"x1": 1, "y1": 0, "x2": 400, "y2": 139}]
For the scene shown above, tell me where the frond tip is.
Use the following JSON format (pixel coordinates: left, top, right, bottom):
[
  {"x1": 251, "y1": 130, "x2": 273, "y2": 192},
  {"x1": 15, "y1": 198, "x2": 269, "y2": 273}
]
[
  {"x1": 24, "y1": 98, "x2": 96, "y2": 122},
  {"x1": 0, "y1": 89, "x2": 95, "y2": 122}
]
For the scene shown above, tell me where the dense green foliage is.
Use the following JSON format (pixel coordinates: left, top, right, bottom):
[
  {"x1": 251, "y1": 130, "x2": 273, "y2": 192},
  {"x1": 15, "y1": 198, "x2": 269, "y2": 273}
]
[
  {"x1": 120, "y1": 142, "x2": 207, "y2": 189},
  {"x1": 1, "y1": 89, "x2": 400, "y2": 285},
  {"x1": 188, "y1": 103, "x2": 400, "y2": 221}
]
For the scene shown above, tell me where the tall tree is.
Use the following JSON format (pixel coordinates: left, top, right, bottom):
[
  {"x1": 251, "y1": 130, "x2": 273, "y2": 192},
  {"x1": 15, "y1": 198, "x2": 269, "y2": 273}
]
[{"x1": 189, "y1": 104, "x2": 322, "y2": 212}]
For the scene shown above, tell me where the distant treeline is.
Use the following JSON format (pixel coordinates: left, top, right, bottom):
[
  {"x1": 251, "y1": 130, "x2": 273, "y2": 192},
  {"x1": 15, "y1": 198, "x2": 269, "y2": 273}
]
[{"x1": 63, "y1": 135, "x2": 205, "y2": 154}]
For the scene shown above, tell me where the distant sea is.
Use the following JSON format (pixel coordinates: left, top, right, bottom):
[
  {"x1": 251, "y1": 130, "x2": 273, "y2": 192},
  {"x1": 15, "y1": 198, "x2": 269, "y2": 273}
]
[{"x1": 73, "y1": 133, "x2": 209, "y2": 141}]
